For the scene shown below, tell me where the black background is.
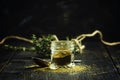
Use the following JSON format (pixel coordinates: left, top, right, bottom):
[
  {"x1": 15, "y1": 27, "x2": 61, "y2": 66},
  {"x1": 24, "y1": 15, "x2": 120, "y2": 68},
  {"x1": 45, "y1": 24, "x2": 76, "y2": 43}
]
[{"x1": 0, "y1": 0, "x2": 120, "y2": 41}]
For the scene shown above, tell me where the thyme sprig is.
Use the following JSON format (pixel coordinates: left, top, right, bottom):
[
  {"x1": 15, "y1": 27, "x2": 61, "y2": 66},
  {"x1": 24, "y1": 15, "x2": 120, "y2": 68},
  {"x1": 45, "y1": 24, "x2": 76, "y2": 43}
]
[
  {"x1": 2, "y1": 34, "x2": 59, "y2": 57},
  {"x1": 32, "y1": 34, "x2": 58, "y2": 57}
]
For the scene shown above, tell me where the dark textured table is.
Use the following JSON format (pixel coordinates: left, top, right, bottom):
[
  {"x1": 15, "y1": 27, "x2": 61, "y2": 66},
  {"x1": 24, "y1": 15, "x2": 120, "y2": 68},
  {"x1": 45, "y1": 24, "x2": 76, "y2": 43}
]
[{"x1": 0, "y1": 42, "x2": 120, "y2": 80}]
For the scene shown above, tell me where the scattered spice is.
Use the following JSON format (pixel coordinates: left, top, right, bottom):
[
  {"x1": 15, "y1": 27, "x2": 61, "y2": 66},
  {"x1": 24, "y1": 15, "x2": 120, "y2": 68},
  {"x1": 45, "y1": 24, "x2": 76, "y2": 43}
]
[{"x1": 34, "y1": 65, "x2": 91, "y2": 73}]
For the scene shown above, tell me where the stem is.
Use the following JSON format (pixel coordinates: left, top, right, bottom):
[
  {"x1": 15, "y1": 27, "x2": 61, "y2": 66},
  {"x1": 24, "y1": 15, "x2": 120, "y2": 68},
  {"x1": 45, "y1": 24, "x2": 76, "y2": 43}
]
[
  {"x1": 72, "y1": 39, "x2": 85, "y2": 53},
  {"x1": 52, "y1": 35, "x2": 59, "y2": 41},
  {"x1": 76, "y1": 30, "x2": 120, "y2": 46},
  {"x1": 0, "y1": 36, "x2": 33, "y2": 45}
]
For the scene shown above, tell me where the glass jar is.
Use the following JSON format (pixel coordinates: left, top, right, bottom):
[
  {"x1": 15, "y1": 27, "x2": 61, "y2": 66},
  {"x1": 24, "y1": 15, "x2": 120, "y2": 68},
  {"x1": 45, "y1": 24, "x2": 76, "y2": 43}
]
[{"x1": 49, "y1": 40, "x2": 75, "y2": 69}]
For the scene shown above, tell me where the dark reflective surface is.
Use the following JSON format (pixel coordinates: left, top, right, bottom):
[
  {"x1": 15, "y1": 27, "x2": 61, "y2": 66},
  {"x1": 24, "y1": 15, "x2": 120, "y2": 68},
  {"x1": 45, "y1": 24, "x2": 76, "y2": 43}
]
[{"x1": 0, "y1": 42, "x2": 120, "y2": 80}]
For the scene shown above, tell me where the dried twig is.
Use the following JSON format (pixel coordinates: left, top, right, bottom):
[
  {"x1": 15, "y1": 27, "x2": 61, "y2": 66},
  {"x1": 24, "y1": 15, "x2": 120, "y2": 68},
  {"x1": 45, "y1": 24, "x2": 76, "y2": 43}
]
[
  {"x1": 76, "y1": 30, "x2": 120, "y2": 46},
  {"x1": 0, "y1": 36, "x2": 33, "y2": 44}
]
